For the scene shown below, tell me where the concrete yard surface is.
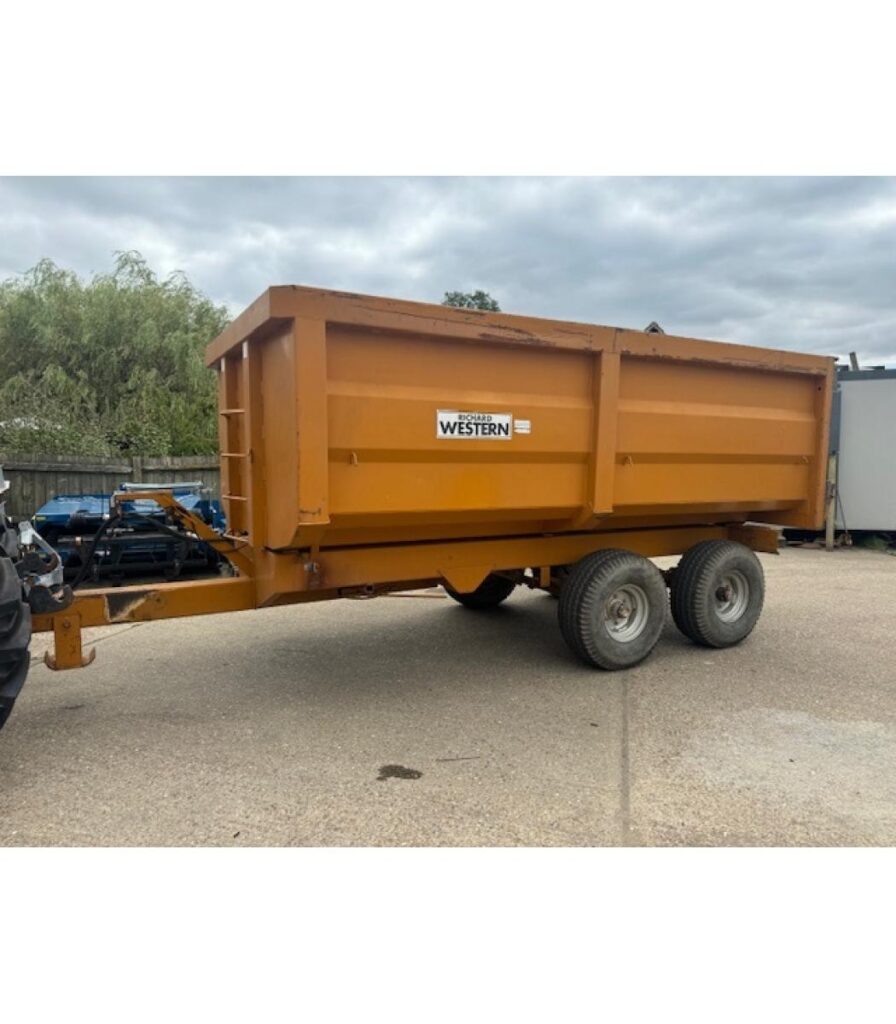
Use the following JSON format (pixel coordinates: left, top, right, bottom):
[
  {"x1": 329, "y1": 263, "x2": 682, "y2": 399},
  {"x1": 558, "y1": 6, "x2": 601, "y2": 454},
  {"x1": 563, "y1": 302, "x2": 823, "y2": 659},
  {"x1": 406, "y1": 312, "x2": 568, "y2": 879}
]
[{"x1": 1, "y1": 547, "x2": 894, "y2": 846}]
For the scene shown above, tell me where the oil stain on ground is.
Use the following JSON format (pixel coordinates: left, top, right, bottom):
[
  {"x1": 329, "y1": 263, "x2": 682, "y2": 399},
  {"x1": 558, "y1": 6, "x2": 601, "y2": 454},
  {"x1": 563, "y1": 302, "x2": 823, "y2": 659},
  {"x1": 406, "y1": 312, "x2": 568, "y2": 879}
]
[{"x1": 377, "y1": 764, "x2": 423, "y2": 781}]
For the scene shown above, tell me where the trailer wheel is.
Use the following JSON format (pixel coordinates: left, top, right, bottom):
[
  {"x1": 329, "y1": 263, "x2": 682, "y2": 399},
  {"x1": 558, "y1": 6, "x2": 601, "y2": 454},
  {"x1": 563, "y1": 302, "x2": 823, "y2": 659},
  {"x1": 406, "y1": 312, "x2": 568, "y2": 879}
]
[
  {"x1": 444, "y1": 573, "x2": 516, "y2": 610},
  {"x1": 558, "y1": 549, "x2": 667, "y2": 670},
  {"x1": 670, "y1": 540, "x2": 764, "y2": 648},
  {"x1": 0, "y1": 556, "x2": 31, "y2": 731}
]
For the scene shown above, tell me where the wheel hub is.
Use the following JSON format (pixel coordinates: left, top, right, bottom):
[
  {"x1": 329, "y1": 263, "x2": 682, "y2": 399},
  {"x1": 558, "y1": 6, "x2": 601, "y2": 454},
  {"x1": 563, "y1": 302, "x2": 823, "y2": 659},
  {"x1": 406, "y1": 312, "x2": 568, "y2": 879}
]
[
  {"x1": 603, "y1": 583, "x2": 649, "y2": 642},
  {"x1": 714, "y1": 569, "x2": 749, "y2": 622}
]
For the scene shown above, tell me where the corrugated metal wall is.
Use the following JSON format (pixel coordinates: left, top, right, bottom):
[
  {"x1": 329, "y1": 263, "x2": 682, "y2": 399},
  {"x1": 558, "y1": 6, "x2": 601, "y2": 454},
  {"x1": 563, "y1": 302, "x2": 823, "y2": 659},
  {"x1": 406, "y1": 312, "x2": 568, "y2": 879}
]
[{"x1": 0, "y1": 454, "x2": 221, "y2": 520}]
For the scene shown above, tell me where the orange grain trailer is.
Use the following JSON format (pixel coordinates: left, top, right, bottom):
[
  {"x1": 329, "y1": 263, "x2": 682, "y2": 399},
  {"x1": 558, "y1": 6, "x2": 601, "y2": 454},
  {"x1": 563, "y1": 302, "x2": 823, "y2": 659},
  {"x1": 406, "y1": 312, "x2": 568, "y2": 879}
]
[{"x1": 6, "y1": 286, "x2": 832, "y2": 725}]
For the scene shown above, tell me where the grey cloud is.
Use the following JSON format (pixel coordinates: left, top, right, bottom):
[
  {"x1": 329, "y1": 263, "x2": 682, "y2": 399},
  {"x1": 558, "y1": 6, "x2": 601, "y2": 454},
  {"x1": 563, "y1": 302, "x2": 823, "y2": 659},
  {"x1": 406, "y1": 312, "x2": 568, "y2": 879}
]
[{"x1": 0, "y1": 176, "x2": 894, "y2": 363}]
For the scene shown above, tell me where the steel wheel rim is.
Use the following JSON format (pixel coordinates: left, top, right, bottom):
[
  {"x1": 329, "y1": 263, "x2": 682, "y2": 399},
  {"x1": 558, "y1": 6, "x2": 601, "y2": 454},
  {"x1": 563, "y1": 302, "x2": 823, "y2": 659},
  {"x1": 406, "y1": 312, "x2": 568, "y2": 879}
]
[
  {"x1": 603, "y1": 584, "x2": 650, "y2": 642},
  {"x1": 714, "y1": 569, "x2": 749, "y2": 622}
]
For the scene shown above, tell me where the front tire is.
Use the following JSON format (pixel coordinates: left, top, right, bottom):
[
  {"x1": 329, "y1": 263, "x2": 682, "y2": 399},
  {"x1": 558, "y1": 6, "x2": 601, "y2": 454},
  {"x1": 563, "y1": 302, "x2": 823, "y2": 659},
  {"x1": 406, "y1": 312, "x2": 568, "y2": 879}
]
[
  {"x1": 0, "y1": 556, "x2": 31, "y2": 730},
  {"x1": 670, "y1": 540, "x2": 764, "y2": 648},
  {"x1": 558, "y1": 549, "x2": 667, "y2": 670}
]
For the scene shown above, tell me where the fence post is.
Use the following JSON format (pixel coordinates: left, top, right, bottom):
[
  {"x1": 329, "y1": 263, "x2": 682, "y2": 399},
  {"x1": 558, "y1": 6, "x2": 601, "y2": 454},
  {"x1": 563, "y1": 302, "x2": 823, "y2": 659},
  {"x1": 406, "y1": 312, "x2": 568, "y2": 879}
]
[{"x1": 825, "y1": 453, "x2": 837, "y2": 551}]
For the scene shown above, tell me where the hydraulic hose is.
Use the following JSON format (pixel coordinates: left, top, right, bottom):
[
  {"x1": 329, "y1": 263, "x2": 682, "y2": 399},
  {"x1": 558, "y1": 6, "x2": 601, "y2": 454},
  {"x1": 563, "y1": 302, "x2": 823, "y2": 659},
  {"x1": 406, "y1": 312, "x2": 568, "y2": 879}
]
[
  {"x1": 68, "y1": 508, "x2": 219, "y2": 590},
  {"x1": 68, "y1": 508, "x2": 124, "y2": 590}
]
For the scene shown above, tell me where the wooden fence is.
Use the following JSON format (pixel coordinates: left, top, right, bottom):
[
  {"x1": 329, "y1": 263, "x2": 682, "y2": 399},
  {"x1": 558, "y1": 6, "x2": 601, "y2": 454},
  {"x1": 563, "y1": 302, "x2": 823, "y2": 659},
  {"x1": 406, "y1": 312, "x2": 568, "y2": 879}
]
[{"x1": 0, "y1": 454, "x2": 221, "y2": 520}]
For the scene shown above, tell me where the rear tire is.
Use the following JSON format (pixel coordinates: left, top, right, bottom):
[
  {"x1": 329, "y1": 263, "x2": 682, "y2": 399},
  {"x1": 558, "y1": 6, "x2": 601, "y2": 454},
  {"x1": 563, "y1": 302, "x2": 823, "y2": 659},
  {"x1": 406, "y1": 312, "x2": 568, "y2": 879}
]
[
  {"x1": 670, "y1": 540, "x2": 764, "y2": 648},
  {"x1": 444, "y1": 573, "x2": 516, "y2": 610},
  {"x1": 558, "y1": 549, "x2": 667, "y2": 670}
]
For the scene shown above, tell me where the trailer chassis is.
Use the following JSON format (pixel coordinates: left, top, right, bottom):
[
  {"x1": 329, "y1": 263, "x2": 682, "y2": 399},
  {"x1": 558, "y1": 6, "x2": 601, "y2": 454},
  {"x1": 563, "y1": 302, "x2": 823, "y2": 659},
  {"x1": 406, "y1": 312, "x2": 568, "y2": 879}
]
[{"x1": 32, "y1": 488, "x2": 780, "y2": 671}]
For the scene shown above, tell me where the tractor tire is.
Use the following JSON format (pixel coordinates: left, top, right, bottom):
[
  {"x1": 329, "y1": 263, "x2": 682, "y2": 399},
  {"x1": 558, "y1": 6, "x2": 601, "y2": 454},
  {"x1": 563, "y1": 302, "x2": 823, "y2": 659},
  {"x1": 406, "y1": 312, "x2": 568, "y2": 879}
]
[
  {"x1": 670, "y1": 540, "x2": 765, "y2": 648},
  {"x1": 0, "y1": 556, "x2": 31, "y2": 731},
  {"x1": 444, "y1": 573, "x2": 516, "y2": 610},
  {"x1": 558, "y1": 549, "x2": 666, "y2": 670}
]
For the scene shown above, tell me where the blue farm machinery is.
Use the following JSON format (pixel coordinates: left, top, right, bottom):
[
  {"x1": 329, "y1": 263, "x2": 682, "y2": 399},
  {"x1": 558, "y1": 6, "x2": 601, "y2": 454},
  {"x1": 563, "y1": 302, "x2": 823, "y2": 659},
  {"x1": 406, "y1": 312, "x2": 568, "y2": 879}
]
[{"x1": 31, "y1": 482, "x2": 225, "y2": 584}]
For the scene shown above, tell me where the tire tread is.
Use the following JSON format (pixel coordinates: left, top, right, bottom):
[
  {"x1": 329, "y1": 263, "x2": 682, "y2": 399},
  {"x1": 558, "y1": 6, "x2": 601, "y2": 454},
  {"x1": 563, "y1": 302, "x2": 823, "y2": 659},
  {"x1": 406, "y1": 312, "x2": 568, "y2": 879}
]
[
  {"x1": 559, "y1": 549, "x2": 665, "y2": 669},
  {"x1": 670, "y1": 540, "x2": 764, "y2": 648},
  {"x1": 444, "y1": 573, "x2": 516, "y2": 610},
  {"x1": 0, "y1": 556, "x2": 30, "y2": 729}
]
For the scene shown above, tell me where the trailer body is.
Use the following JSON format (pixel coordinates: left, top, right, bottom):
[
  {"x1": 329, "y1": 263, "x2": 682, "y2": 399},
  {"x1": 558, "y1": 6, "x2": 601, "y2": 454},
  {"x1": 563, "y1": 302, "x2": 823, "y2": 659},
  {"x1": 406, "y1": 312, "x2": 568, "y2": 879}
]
[{"x1": 204, "y1": 286, "x2": 832, "y2": 604}]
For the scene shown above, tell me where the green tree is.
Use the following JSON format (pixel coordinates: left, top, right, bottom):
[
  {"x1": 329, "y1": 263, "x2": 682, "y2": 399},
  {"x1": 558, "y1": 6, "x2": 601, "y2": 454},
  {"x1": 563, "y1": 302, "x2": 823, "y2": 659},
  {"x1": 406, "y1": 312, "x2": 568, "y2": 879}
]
[
  {"x1": 0, "y1": 252, "x2": 230, "y2": 456},
  {"x1": 0, "y1": 366, "x2": 110, "y2": 456},
  {"x1": 442, "y1": 290, "x2": 501, "y2": 311}
]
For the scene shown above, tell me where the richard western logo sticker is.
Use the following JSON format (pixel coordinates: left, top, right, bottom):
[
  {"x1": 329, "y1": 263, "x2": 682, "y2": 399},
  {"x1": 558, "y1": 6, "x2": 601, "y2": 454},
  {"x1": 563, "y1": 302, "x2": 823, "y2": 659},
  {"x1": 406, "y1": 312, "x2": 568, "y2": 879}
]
[{"x1": 436, "y1": 410, "x2": 525, "y2": 439}]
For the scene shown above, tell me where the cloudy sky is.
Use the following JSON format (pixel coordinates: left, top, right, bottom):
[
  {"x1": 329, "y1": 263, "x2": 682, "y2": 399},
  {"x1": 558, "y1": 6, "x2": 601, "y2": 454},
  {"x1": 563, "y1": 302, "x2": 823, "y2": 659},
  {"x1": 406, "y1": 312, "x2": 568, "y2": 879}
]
[{"x1": 2, "y1": 177, "x2": 894, "y2": 364}]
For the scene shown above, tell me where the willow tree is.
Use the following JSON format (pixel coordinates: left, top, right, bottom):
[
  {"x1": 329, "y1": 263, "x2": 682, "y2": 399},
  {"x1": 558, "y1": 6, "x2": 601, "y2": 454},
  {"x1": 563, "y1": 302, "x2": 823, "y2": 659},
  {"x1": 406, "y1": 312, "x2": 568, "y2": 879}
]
[{"x1": 0, "y1": 252, "x2": 230, "y2": 456}]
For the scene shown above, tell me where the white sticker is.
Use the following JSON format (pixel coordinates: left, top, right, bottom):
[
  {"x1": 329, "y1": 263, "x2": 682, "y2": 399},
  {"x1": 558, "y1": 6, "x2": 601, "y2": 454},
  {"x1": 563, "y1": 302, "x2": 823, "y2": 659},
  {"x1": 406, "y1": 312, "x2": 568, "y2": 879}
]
[
  {"x1": 436, "y1": 410, "x2": 513, "y2": 440},
  {"x1": 514, "y1": 419, "x2": 531, "y2": 435}
]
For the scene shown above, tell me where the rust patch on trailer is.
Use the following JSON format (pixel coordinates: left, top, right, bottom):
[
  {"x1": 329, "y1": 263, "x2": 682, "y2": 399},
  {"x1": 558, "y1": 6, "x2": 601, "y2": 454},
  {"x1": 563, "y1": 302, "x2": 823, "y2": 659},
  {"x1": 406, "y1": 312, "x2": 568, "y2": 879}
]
[
  {"x1": 483, "y1": 324, "x2": 537, "y2": 337},
  {"x1": 323, "y1": 288, "x2": 376, "y2": 301},
  {"x1": 477, "y1": 331, "x2": 555, "y2": 346},
  {"x1": 105, "y1": 589, "x2": 154, "y2": 622}
]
